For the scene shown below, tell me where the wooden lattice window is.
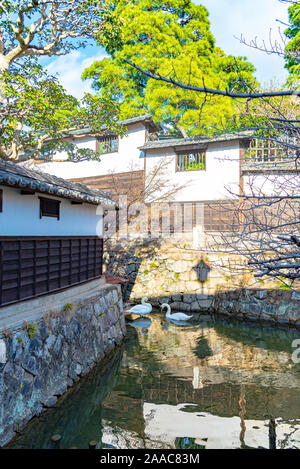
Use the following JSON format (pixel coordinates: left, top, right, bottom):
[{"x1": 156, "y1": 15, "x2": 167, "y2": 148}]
[
  {"x1": 176, "y1": 151, "x2": 206, "y2": 172},
  {"x1": 96, "y1": 135, "x2": 118, "y2": 154},
  {"x1": 39, "y1": 197, "x2": 61, "y2": 220},
  {"x1": 245, "y1": 138, "x2": 298, "y2": 162}
]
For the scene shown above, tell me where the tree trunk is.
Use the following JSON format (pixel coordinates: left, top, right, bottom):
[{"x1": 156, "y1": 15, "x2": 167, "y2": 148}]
[{"x1": 176, "y1": 123, "x2": 189, "y2": 138}]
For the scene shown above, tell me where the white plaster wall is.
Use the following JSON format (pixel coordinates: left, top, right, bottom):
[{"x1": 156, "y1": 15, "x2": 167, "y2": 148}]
[
  {"x1": 0, "y1": 186, "x2": 104, "y2": 236},
  {"x1": 243, "y1": 173, "x2": 300, "y2": 197},
  {"x1": 36, "y1": 123, "x2": 146, "y2": 180},
  {"x1": 144, "y1": 141, "x2": 241, "y2": 202}
]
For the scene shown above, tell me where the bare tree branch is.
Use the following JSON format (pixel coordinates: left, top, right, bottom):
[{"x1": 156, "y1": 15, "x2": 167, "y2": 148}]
[{"x1": 125, "y1": 60, "x2": 300, "y2": 98}]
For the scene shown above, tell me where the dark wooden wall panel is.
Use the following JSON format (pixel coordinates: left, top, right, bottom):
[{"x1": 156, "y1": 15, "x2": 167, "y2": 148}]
[
  {"x1": 70, "y1": 170, "x2": 145, "y2": 203},
  {"x1": 0, "y1": 236, "x2": 103, "y2": 307}
]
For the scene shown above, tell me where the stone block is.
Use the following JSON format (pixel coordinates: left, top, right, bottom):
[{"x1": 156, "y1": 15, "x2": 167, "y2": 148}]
[
  {"x1": 254, "y1": 290, "x2": 268, "y2": 300},
  {"x1": 42, "y1": 396, "x2": 57, "y2": 408},
  {"x1": 198, "y1": 299, "x2": 214, "y2": 310},
  {"x1": 292, "y1": 291, "x2": 300, "y2": 301},
  {"x1": 190, "y1": 301, "x2": 200, "y2": 312},
  {"x1": 182, "y1": 294, "x2": 195, "y2": 304},
  {"x1": 169, "y1": 302, "x2": 191, "y2": 312},
  {"x1": 171, "y1": 294, "x2": 182, "y2": 302},
  {"x1": 249, "y1": 303, "x2": 261, "y2": 315},
  {"x1": 262, "y1": 303, "x2": 276, "y2": 316},
  {"x1": 288, "y1": 306, "x2": 300, "y2": 322},
  {"x1": 22, "y1": 354, "x2": 41, "y2": 376},
  {"x1": 53, "y1": 334, "x2": 64, "y2": 357},
  {"x1": 172, "y1": 260, "x2": 190, "y2": 274}
]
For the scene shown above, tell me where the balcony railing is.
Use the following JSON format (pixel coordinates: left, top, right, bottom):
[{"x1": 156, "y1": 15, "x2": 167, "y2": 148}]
[{"x1": 245, "y1": 138, "x2": 298, "y2": 162}]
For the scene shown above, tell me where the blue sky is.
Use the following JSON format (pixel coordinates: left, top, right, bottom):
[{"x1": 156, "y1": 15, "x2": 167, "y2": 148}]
[{"x1": 46, "y1": 0, "x2": 290, "y2": 100}]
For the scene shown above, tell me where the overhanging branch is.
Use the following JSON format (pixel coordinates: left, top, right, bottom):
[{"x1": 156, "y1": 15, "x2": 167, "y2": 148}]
[{"x1": 125, "y1": 59, "x2": 300, "y2": 98}]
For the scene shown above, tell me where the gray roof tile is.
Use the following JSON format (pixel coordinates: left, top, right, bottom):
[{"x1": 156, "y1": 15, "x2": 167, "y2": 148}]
[
  {"x1": 0, "y1": 160, "x2": 116, "y2": 206},
  {"x1": 139, "y1": 131, "x2": 253, "y2": 151},
  {"x1": 67, "y1": 114, "x2": 158, "y2": 137}
]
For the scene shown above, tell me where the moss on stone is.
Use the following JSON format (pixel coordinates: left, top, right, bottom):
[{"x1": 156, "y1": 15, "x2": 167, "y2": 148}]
[
  {"x1": 27, "y1": 323, "x2": 38, "y2": 339},
  {"x1": 62, "y1": 302, "x2": 75, "y2": 313}
]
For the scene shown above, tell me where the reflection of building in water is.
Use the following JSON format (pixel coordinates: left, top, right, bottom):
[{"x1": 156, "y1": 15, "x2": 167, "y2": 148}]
[
  {"x1": 7, "y1": 314, "x2": 300, "y2": 450},
  {"x1": 101, "y1": 405, "x2": 300, "y2": 449},
  {"x1": 99, "y1": 315, "x2": 300, "y2": 449},
  {"x1": 142, "y1": 403, "x2": 300, "y2": 450},
  {"x1": 136, "y1": 317, "x2": 300, "y2": 391}
]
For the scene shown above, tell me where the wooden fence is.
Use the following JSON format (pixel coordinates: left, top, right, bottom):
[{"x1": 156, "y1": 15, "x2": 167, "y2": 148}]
[{"x1": 0, "y1": 236, "x2": 103, "y2": 307}]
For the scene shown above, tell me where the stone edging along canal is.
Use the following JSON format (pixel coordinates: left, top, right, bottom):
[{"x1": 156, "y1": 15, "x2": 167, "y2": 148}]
[{"x1": 0, "y1": 284, "x2": 126, "y2": 447}]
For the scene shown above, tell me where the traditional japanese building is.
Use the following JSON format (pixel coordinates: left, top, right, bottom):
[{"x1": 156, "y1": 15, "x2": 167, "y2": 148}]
[{"x1": 0, "y1": 160, "x2": 116, "y2": 307}]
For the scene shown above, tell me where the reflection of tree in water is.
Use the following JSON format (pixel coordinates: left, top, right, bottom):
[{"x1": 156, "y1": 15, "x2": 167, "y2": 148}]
[
  {"x1": 193, "y1": 335, "x2": 214, "y2": 360},
  {"x1": 175, "y1": 436, "x2": 205, "y2": 449},
  {"x1": 105, "y1": 321, "x2": 300, "y2": 423}
]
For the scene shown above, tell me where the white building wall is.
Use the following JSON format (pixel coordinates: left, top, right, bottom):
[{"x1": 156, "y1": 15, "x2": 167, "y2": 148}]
[
  {"x1": 243, "y1": 173, "x2": 300, "y2": 197},
  {"x1": 144, "y1": 141, "x2": 241, "y2": 202},
  {"x1": 37, "y1": 123, "x2": 146, "y2": 180},
  {"x1": 0, "y1": 186, "x2": 103, "y2": 237}
]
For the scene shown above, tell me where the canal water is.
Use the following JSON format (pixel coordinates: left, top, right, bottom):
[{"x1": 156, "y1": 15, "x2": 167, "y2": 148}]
[{"x1": 7, "y1": 313, "x2": 300, "y2": 449}]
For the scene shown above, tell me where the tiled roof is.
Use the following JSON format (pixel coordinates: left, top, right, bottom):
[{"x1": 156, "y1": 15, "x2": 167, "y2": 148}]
[
  {"x1": 67, "y1": 114, "x2": 159, "y2": 137},
  {"x1": 0, "y1": 160, "x2": 117, "y2": 206},
  {"x1": 139, "y1": 131, "x2": 254, "y2": 151}
]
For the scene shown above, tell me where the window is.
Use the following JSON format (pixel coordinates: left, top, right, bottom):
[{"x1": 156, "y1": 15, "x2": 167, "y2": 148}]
[
  {"x1": 245, "y1": 138, "x2": 298, "y2": 162},
  {"x1": 39, "y1": 197, "x2": 60, "y2": 220},
  {"x1": 176, "y1": 151, "x2": 206, "y2": 172},
  {"x1": 96, "y1": 135, "x2": 118, "y2": 154}
]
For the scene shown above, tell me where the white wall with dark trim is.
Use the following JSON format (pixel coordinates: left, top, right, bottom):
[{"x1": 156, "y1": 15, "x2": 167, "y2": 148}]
[
  {"x1": 144, "y1": 140, "x2": 241, "y2": 202},
  {"x1": 37, "y1": 122, "x2": 147, "y2": 179},
  {"x1": 0, "y1": 186, "x2": 104, "y2": 236}
]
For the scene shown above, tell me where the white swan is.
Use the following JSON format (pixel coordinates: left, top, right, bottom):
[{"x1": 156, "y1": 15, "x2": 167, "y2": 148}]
[
  {"x1": 161, "y1": 303, "x2": 193, "y2": 321},
  {"x1": 126, "y1": 297, "x2": 152, "y2": 316}
]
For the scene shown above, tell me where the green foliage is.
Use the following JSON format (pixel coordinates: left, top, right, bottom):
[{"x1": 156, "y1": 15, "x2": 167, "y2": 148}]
[
  {"x1": 62, "y1": 302, "x2": 75, "y2": 313},
  {"x1": 0, "y1": 1, "x2": 124, "y2": 162},
  {"x1": 276, "y1": 278, "x2": 293, "y2": 290},
  {"x1": 0, "y1": 61, "x2": 124, "y2": 161},
  {"x1": 83, "y1": 0, "x2": 257, "y2": 136},
  {"x1": 149, "y1": 262, "x2": 159, "y2": 269},
  {"x1": 284, "y1": 2, "x2": 300, "y2": 81},
  {"x1": 27, "y1": 323, "x2": 38, "y2": 340}
]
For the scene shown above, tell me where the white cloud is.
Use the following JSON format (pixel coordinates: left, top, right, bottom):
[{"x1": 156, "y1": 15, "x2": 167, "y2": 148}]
[
  {"x1": 46, "y1": 50, "x2": 107, "y2": 100},
  {"x1": 197, "y1": 0, "x2": 290, "y2": 85}
]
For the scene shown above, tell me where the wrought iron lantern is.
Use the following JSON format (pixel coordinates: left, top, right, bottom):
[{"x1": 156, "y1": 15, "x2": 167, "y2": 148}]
[{"x1": 196, "y1": 260, "x2": 210, "y2": 282}]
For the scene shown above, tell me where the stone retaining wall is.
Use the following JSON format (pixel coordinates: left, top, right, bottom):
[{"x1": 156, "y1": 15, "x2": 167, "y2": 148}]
[
  {"x1": 0, "y1": 284, "x2": 126, "y2": 447},
  {"x1": 211, "y1": 289, "x2": 299, "y2": 326},
  {"x1": 104, "y1": 238, "x2": 300, "y2": 327}
]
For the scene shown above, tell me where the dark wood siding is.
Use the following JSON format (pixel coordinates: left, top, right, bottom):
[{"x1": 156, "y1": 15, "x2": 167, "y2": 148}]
[
  {"x1": 0, "y1": 236, "x2": 103, "y2": 307},
  {"x1": 70, "y1": 170, "x2": 145, "y2": 203}
]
